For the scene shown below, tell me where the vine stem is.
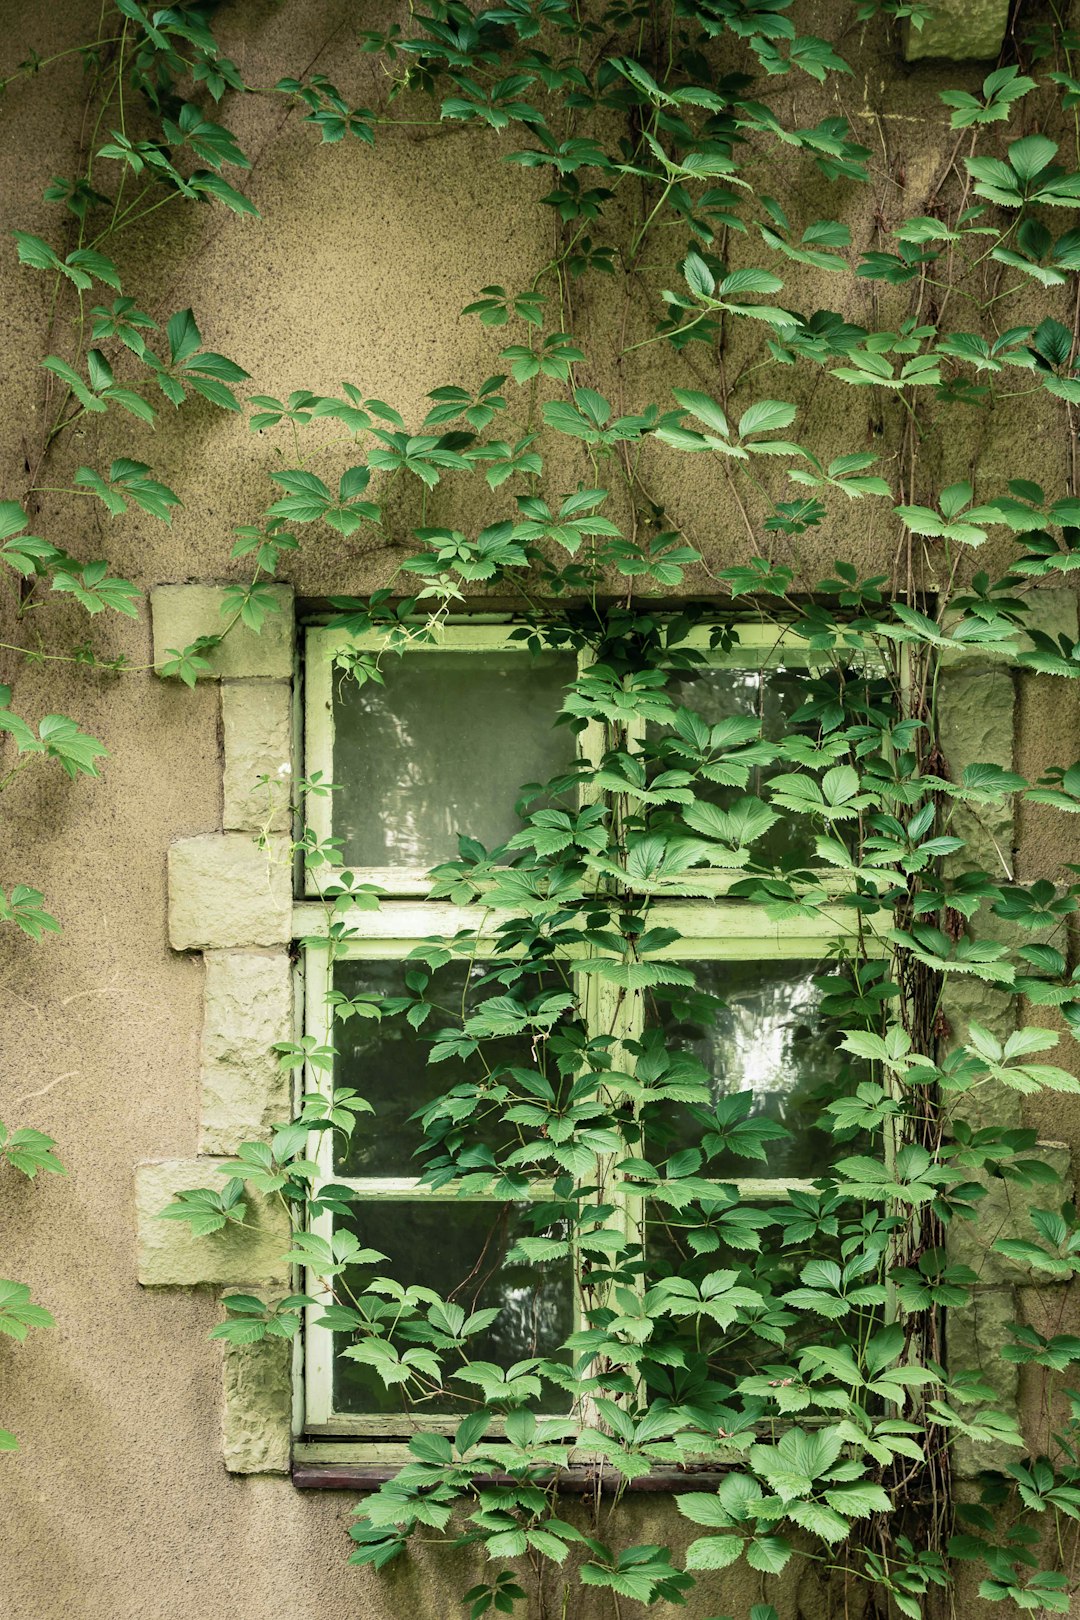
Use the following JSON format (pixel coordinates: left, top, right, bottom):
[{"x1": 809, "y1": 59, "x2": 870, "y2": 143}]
[{"x1": 0, "y1": 34, "x2": 122, "y2": 91}]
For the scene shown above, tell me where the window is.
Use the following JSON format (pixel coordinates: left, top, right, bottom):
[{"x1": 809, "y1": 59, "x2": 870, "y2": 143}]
[
  {"x1": 299, "y1": 619, "x2": 891, "y2": 1447},
  {"x1": 304, "y1": 622, "x2": 580, "y2": 893}
]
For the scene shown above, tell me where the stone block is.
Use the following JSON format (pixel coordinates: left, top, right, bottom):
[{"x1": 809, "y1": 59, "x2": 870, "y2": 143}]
[
  {"x1": 904, "y1": 0, "x2": 1009, "y2": 60},
  {"x1": 941, "y1": 966, "x2": 1016, "y2": 1049},
  {"x1": 168, "y1": 834, "x2": 292, "y2": 950},
  {"x1": 222, "y1": 681, "x2": 293, "y2": 832},
  {"x1": 937, "y1": 664, "x2": 1014, "y2": 881},
  {"x1": 222, "y1": 1313, "x2": 292, "y2": 1473},
  {"x1": 940, "y1": 588, "x2": 1078, "y2": 672},
  {"x1": 134, "y1": 1158, "x2": 290, "y2": 1286},
  {"x1": 151, "y1": 584, "x2": 294, "y2": 680},
  {"x1": 946, "y1": 1286, "x2": 1022, "y2": 1477},
  {"x1": 199, "y1": 952, "x2": 293, "y2": 1154},
  {"x1": 939, "y1": 925, "x2": 1022, "y2": 1130},
  {"x1": 1018, "y1": 587, "x2": 1079, "y2": 651},
  {"x1": 947, "y1": 1143, "x2": 1074, "y2": 1284},
  {"x1": 936, "y1": 663, "x2": 1023, "y2": 1126}
]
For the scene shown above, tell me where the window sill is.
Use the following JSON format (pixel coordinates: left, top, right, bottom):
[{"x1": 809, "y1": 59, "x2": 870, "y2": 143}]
[{"x1": 291, "y1": 1459, "x2": 733, "y2": 1493}]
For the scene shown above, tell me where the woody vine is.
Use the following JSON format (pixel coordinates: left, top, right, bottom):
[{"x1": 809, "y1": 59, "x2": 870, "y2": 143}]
[{"x1": 4, "y1": 2, "x2": 1080, "y2": 1616}]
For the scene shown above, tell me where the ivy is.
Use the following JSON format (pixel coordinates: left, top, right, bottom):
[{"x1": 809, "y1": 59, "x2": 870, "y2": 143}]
[{"x1": 4, "y1": 2, "x2": 1080, "y2": 1615}]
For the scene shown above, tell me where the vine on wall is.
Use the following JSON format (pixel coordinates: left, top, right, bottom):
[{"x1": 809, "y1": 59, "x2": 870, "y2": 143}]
[{"x1": 5, "y1": 3, "x2": 1080, "y2": 1616}]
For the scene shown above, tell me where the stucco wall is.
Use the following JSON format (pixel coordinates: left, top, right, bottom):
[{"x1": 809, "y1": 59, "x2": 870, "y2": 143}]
[{"x1": 0, "y1": 2, "x2": 1078, "y2": 1617}]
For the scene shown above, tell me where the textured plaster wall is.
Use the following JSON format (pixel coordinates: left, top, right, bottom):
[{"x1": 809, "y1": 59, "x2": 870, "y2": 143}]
[{"x1": 0, "y1": 2, "x2": 1077, "y2": 1617}]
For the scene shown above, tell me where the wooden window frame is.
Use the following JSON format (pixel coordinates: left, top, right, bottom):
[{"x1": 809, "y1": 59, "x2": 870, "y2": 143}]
[{"x1": 303, "y1": 619, "x2": 602, "y2": 897}]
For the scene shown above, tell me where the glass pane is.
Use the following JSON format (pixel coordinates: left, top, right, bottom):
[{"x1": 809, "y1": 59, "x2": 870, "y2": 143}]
[
  {"x1": 653, "y1": 665, "x2": 867, "y2": 868},
  {"x1": 644, "y1": 958, "x2": 858, "y2": 1178},
  {"x1": 332, "y1": 1202, "x2": 573, "y2": 1415},
  {"x1": 644, "y1": 1204, "x2": 854, "y2": 1382},
  {"x1": 332, "y1": 959, "x2": 550, "y2": 1177},
  {"x1": 330, "y1": 649, "x2": 576, "y2": 869}
]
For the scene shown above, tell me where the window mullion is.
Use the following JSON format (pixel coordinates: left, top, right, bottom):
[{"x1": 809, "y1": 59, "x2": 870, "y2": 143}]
[
  {"x1": 575, "y1": 641, "x2": 605, "y2": 809},
  {"x1": 303, "y1": 945, "x2": 337, "y2": 1426},
  {"x1": 576, "y1": 951, "x2": 643, "y2": 1429}
]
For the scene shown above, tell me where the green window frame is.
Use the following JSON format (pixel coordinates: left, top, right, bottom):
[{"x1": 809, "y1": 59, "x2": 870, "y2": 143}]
[{"x1": 298, "y1": 619, "x2": 890, "y2": 1450}]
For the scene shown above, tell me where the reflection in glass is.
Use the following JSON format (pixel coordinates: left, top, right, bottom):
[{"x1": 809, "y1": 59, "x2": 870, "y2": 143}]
[
  {"x1": 646, "y1": 959, "x2": 855, "y2": 1178},
  {"x1": 332, "y1": 960, "x2": 549, "y2": 1177},
  {"x1": 332, "y1": 1202, "x2": 573, "y2": 1415},
  {"x1": 331, "y1": 650, "x2": 576, "y2": 869}
]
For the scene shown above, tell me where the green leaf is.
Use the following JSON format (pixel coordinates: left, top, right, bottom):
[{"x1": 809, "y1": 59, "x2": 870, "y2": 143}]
[
  {"x1": 1, "y1": 1121, "x2": 64, "y2": 1176},
  {"x1": 746, "y1": 1536, "x2": 792, "y2": 1574},
  {"x1": 167, "y1": 308, "x2": 202, "y2": 364},
  {"x1": 37, "y1": 714, "x2": 108, "y2": 777},
  {"x1": 684, "y1": 1535, "x2": 743, "y2": 1569},
  {"x1": 0, "y1": 502, "x2": 29, "y2": 542},
  {"x1": 67, "y1": 248, "x2": 122, "y2": 289},
  {"x1": 737, "y1": 400, "x2": 797, "y2": 437},
  {"x1": 683, "y1": 250, "x2": 715, "y2": 297},
  {"x1": 672, "y1": 389, "x2": 730, "y2": 437},
  {"x1": 1010, "y1": 134, "x2": 1059, "y2": 183},
  {"x1": 677, "y1": 1494, "x2": 734, "y2": 1527},
  {"x1": 0, "y1": 1279, "x2": 55, "y2": 1341}
]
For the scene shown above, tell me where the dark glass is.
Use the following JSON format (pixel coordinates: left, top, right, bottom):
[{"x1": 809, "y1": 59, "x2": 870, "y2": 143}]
[
  {"x1": 645, "y1": 959, "x2": 855, "y2": 1178},
  {"x1": 332, "y1": 1202, "x2": 574, "y2": 1415},
  {"x1": 332, "y1": 959, "x2": 547, "y2": 1177},
  {"x1": 653, "y1": 664, "x2": 862, "y2": 868},
  {"x1": 331, "y1": 650, "x2": 576, "y2": 868},
  {"x1": 645, "y1": 1205, "x2": 852, "y2": 1380}
]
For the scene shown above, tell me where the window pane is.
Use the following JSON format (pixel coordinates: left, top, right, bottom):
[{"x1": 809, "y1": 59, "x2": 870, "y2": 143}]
[
  {"x1": 644, "y1": 1204, "x2": 855, "y2": 1382},
  {"x1": 330, "y1": 650, "x2": 576, "y2": 869},
  {"x1": 332, "y1": 959, "x2": 549, "y2": 1177},
  {"x1": 645, "y1": 959, "x2": 857, "y2": 1178},
  {"x1": 654, "y1": 665, "x2": 872, "y2": 868},
  {"x1": 332, "y1": 1202, "x2": 573, "y2": 1415}
]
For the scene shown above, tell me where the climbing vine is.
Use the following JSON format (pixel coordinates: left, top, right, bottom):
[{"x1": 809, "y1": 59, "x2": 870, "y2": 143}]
[{"x1": 5, "y1": 2, "x2": 1080, "y2": 1616}]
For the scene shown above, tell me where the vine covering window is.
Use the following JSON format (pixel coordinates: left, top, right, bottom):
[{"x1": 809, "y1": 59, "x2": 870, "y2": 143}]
[{"x1": 300, "y1": 619, "x2": 896, "y2": 1448}]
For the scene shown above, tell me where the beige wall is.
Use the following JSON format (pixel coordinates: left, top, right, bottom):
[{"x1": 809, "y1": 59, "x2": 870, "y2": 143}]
[{"x1": 0, "y1": 3, "x2": 1078, "y2": 1616}]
